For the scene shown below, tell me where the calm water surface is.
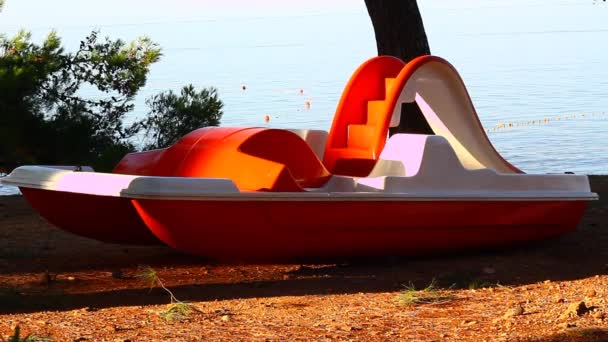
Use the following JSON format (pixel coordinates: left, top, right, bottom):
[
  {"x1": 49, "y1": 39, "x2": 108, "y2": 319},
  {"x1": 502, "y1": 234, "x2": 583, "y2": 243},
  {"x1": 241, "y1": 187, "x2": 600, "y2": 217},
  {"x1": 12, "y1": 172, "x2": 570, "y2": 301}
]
[{"x1": 1, "y1": 1, "x2": 606, "y2": 195}]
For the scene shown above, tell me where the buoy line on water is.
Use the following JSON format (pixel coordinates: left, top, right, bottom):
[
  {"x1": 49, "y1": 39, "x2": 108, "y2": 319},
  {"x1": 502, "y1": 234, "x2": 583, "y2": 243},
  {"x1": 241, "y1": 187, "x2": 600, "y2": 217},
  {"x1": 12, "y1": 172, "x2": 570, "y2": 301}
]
[{"x1": 486, "y1": 112, "x2": 607, "y2": 133}]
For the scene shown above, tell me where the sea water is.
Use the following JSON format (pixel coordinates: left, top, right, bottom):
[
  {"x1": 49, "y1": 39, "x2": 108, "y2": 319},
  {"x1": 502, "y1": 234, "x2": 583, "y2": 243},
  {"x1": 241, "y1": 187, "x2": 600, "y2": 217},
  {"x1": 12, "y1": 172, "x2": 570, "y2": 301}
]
[{"x1": 1, "y1": 0, "x2": 607, "y2": 195}]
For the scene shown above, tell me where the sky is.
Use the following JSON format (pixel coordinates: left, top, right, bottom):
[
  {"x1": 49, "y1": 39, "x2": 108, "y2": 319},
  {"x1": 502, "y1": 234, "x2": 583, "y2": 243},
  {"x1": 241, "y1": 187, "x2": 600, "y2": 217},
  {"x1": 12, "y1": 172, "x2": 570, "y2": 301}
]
[
  {"x1": 0, "y1": 0, "x2": 364, "y2": 29},
  {"x1": 1, "y1": 0, "x2": 604, "y2": 35}
]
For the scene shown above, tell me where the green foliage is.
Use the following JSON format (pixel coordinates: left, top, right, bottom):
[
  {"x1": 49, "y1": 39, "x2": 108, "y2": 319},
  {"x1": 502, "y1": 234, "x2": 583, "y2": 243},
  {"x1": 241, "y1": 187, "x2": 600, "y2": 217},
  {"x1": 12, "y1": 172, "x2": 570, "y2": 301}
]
[
  {"x1": 1, "y1": 31, "x2": 61, "y2": 168},
  {"x1": 136, "y1": 265, "x2": 159, "y2": 289},
  {"x1": 2, "y1": 326, "x2": 53, "y2": 342},
  {"x1": 0, "y1": 26, "x2": 223, "y2": 171},
  {"x1": 138, "y1": 85, "x2": 223, "y2": 150},
  {"x1": 136, "y1": 265, "x2": 200, "y2": 323},
  {"x1": 0, "y1": 30, "x2": 161, "y2": 171}
]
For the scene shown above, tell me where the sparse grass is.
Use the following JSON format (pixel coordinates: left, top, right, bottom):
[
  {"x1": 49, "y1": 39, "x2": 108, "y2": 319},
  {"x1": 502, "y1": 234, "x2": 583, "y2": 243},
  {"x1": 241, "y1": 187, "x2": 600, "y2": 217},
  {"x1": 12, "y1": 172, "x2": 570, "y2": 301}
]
[
  {"x1": 397, "y1": 279, "x2": 454, "y2": 306},
  {"x1": 160, "y1": 302, "x2": 197, "y2": 323},
  {"x1": 2, "y1": 326, "x2": 53, "y2": 342},
  {"x1": 136, "y1": 265, "x2": 200, "y2": 323},
  {"x1": 466, "y1": 278, "x2": 494, "y2": 290},
  {"x1": 438, "y1": 271, "x2": 497, "y2": 290}
]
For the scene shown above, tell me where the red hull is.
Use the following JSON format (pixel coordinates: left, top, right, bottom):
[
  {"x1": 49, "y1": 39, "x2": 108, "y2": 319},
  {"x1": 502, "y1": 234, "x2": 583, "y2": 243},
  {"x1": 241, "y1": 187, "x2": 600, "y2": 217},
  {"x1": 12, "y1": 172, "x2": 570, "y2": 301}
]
[
  {"x1": 20, "y1": 188, "x2": 161, "y2": 245},
  {"x1": 132, "y1": 199, "x2": 588, "y2": 261}
]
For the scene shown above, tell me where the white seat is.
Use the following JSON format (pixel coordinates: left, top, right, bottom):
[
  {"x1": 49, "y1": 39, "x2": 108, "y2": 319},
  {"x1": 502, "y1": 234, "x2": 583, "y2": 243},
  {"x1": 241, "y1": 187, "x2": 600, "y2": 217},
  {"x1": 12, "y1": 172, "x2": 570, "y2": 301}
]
[
  {"x1": 356, "y1": 133, "x2": 591, "y2": 195},
  {"x1": 367, "y1": 134, "x2": 441, "y2": 177},
  {"x1": 357, "y1": 134, "x2": 466, "y2": 191}
]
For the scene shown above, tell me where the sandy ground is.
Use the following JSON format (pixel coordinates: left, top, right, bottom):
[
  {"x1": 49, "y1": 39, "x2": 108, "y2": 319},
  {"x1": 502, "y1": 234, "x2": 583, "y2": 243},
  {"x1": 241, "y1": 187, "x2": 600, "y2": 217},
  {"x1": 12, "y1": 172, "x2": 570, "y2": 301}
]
[{"x1": 0, "y1": 176, "x2": 607, "y2": 341}]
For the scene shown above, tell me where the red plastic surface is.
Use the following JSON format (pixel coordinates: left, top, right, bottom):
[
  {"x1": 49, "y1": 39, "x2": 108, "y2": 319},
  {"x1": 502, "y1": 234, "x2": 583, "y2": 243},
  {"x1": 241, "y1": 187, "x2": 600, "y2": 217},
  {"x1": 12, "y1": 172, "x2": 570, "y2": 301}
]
[
  {"x1": 20, "y1": 188, "x2": 161, "y2": 245},
  {"x1": 114, "y1": 127, "x2": 330, "y2": 191},
  {"x1": 134, "y1": 198, "x2": 588, "y2": 262},
  {"x1": 324, "y1": 56, "x2": 405, "y2": 176}
]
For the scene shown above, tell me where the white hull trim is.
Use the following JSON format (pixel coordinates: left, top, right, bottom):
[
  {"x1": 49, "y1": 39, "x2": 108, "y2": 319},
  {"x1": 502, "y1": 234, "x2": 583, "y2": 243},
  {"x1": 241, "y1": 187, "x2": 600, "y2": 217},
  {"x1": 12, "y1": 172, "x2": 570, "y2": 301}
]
[{"x1": 2, "y1": 166, "x2": 598, "y2": 202}]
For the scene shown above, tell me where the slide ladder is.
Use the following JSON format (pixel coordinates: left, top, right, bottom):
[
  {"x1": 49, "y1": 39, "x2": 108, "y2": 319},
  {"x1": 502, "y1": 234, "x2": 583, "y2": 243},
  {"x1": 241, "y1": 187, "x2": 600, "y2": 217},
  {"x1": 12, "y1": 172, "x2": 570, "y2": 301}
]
[{"x1": 322, "y1": 56, "x2": 405, "y2": 177}]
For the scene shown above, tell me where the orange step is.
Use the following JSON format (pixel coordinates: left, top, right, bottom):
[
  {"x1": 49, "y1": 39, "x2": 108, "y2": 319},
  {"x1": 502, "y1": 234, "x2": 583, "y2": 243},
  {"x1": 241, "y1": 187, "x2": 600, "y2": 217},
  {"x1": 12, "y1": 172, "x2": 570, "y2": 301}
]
[
  {"x1": 366, "y1": 100, "x2": 387, "y2": 125},
  {"x1": 347, "y1": 124, "x2": 376, "y2": 149},
  {"x1": 323, "y1": 56, "x2": 405, "y2": 177},
  {"x1": 385, "y1": 77, "x2": 397, "y2": 95}
]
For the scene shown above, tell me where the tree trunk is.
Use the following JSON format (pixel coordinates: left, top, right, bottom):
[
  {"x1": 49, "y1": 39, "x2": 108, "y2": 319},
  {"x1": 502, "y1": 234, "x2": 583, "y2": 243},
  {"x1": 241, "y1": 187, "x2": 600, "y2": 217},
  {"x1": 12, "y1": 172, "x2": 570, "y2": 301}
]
[{"x1": 364, "y1": 0, "x2": 434, "y2": 135}]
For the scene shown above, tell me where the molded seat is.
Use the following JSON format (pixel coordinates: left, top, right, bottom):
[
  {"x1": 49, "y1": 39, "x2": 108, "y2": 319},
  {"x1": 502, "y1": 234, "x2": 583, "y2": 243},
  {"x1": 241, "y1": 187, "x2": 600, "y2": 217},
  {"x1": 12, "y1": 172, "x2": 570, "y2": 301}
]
[{"x1": 114, "y1": 127, "x2": 331, "y2": 192}]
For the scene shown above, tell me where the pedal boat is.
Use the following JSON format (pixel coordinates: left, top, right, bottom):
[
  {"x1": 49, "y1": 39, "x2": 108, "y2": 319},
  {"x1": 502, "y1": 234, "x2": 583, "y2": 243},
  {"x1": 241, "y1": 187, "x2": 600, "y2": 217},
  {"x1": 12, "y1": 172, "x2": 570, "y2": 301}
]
[{"x1": 1, "y1": 55, "x2": 597, "y2": 260}]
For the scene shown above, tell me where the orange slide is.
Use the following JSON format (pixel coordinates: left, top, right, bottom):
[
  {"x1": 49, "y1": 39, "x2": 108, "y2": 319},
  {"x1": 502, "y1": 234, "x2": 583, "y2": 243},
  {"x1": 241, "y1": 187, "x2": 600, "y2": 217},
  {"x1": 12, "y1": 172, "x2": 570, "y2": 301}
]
[{"x1": 324, "y1": 55, "x2": 521, "y2": 177}]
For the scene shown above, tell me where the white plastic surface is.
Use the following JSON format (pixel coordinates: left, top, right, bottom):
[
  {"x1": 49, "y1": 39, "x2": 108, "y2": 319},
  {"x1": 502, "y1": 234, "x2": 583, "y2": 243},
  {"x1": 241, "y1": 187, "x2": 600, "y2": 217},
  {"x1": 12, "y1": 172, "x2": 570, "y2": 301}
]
[
  {"x1": 2, "y1": 166, "x2": 239, "y2": 198},
  {"x1": 287, "y1": 129, "x2": 328, "y2": 160},
  {"x1": 357, "y1": 134, "x2": 594, "y2": 199},
  {"x1": 388, "y1": 61, "x2": 521, "y2": 173},
  {"x1": 2, "y1": 136, "x2": 597, "y2": 202}
]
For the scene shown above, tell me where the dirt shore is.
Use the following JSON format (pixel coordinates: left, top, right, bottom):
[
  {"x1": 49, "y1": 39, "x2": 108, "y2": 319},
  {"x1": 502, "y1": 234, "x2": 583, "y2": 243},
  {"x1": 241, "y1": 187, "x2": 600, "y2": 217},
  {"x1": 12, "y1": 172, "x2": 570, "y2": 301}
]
[{"x1": 1, "y1": 176, "x2": 607, "y2": 341}]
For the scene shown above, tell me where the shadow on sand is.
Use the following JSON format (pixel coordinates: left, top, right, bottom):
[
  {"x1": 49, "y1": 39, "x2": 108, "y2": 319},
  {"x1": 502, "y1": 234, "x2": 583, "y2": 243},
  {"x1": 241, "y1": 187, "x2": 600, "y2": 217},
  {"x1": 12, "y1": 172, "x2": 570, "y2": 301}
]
[{"x1": 0, "y1": 177, "x2": 606, "y2": 314}]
